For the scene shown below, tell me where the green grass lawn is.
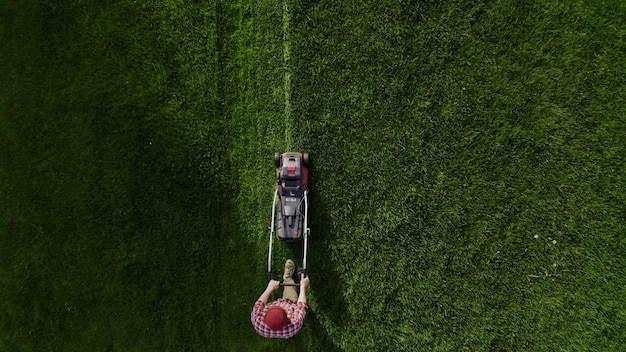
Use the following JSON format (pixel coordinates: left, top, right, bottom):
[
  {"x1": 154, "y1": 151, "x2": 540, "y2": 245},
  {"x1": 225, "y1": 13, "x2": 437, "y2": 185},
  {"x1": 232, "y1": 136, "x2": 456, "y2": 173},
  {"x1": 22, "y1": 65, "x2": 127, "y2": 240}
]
[{"x1": 1, "y1": 0, "x2": 625, "y2": 351}]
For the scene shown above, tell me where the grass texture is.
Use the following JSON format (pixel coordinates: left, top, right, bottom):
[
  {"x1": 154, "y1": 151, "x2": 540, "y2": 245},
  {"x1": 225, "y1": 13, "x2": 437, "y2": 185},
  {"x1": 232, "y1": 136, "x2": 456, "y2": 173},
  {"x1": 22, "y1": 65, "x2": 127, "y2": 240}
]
[{"x1": 1, "y1": 0, "x2": 625, "y2": 351}]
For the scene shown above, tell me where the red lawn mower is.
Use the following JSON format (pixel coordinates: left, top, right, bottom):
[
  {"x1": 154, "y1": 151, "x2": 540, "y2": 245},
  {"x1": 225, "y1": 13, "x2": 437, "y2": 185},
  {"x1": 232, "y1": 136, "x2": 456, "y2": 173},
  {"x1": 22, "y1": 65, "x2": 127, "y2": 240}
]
[{"x1": 267, "y1": 152, "x2": 310, "y2": 287}]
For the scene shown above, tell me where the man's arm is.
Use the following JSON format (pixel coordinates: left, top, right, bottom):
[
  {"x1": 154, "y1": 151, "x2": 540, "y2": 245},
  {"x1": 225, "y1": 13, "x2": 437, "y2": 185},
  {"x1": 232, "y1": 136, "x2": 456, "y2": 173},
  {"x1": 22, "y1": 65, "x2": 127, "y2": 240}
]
[
  {"x1": 257, "y1": 280, "x2": 280, "y2": 303},
  {"x1": 297, "y1": 274, "x2": 310, "y2": 305}
]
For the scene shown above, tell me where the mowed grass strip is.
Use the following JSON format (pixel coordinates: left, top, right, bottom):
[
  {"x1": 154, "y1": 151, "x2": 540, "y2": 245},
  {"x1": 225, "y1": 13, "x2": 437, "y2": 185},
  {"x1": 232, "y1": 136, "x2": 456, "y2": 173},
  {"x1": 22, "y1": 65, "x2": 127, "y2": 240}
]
[{"x1": 292, "y1": 1, "x2": 626, "y2": 351}]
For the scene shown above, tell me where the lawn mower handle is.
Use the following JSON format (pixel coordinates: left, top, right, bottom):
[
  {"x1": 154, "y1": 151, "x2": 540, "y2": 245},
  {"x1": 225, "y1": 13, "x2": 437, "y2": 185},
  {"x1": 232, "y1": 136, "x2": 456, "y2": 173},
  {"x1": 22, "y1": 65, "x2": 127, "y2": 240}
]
[{"x1": 279, "y1": 283, "x2": 300, "y2": 287}]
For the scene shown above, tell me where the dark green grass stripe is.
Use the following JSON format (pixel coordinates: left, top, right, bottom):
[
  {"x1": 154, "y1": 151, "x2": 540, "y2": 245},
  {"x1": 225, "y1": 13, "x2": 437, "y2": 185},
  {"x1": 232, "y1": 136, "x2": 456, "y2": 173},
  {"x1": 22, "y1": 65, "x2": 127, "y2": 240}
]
[{"x1": 1, "y1": 1, "x2": 229, "y2": 350}]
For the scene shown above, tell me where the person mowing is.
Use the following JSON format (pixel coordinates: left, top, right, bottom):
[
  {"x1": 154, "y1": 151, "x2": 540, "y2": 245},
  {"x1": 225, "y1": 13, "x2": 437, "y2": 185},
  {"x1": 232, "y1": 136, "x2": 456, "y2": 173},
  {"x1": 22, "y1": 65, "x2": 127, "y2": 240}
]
[{"x1": 251, "y1": 259, "x2": 310, "y2": 338}]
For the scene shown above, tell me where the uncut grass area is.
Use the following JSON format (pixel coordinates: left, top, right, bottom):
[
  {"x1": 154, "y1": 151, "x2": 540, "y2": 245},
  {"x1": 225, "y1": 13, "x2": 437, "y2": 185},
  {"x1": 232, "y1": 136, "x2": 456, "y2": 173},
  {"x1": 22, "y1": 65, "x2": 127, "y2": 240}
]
[{"x1": 1, "y1": 0, "x2": 625, "y2": 351}]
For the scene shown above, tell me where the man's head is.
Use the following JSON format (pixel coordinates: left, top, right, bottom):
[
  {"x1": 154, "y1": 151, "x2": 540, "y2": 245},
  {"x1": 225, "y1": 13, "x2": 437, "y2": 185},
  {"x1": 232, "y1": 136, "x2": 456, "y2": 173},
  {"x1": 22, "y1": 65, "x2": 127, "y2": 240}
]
[{"x1": 265, "y1": 306, "x2": 289, "y2": 330}]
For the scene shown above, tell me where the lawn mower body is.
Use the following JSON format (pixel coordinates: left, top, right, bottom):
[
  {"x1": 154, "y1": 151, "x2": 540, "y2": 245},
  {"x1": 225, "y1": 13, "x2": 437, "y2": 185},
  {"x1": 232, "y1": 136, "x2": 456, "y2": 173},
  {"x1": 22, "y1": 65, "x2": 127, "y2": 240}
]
[
  {"x1": 267, "y1": 152, "x2": 310, "y2": 285},
  {"x1": 275, "y1": 152, "x2": 309, "y2": 241}
]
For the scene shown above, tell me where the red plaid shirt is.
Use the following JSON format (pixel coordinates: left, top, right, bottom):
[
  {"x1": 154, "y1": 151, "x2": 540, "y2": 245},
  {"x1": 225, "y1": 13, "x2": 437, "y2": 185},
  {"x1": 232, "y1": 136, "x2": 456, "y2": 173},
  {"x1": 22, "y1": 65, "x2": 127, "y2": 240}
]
[{"x1": 251, "y1": 299, "x2": 308, "y2": 339}]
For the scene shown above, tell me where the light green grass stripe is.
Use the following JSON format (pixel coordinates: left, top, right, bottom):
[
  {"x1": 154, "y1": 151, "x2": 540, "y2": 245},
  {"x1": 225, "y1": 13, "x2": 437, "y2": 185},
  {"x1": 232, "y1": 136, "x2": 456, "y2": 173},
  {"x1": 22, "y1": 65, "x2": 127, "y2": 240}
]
[{"x1": 283, "y1": 0, "x2": 293, "y2": 150}]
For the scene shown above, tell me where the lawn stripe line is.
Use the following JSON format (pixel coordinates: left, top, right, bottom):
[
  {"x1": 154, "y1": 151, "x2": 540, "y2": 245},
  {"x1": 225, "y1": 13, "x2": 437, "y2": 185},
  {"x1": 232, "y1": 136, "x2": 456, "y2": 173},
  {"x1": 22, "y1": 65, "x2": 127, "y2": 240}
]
[{"x1": 283, "y1": 0, "x2": 293, "y2": 150}]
